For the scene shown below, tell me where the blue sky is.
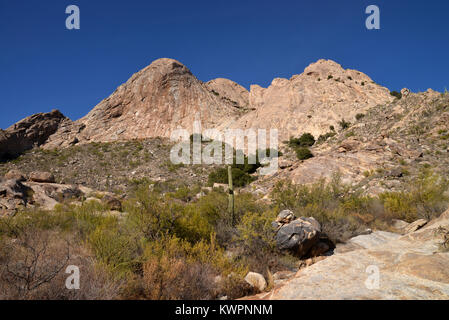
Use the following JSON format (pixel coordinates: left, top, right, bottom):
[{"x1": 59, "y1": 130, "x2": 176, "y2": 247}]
[{"x1": 1, "y1": 0, "x2": 448, "y2": 129}]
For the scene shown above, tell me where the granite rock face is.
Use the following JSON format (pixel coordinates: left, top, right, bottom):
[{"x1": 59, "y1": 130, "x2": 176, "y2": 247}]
[
  {"x1": 224, "y1": 59, "x2": 393, "y2": 141},
  {"x1": 0, "y1": 110, "x2": 67, "y2": 160},
  {"x1": 43, "y1": 58, "x2": 244, "y2": 149}
]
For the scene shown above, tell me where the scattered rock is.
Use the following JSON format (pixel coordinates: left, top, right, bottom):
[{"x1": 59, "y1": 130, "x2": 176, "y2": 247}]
[
  {"x1": 244, "y1": 272, "x2": 267, "y2": 292},
  {"x1": 0, "y1": 179, "x2": 32, "y2": 215},
  {"x1": 103, "y1": 194, "x2": 122, "y2": 211},
  {"x1": 4, "y1": 169, "x2": 26, "y2": 181},
  {"x1": 29, "y1": 171, "x2": 55, "y2": 183}
]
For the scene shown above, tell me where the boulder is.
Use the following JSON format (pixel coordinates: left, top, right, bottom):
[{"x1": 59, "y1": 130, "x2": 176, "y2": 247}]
[
  {"x1": 4, "y1": 170, "x2": 26, "y2": 181},
  {"x1": 275, "y1": 210, "x2": 296, "y2": 225},
  {"x1": 103, "y1": 194, "x2": 122, "y2": 211},
  {"x1": 244, "y1": 272, "x2": 267, "y2": 292},
  {"x1": 0, "y1": 179, "x2": 31, "y2": 215},
  {"x1": 29, "y1": 171, "x2": 55, "y2": 183},
  {"x1": 275, "y1": 217, "x2": 321, "y2": 257},
  {"x1": 0, "y1": 109, "x2": 67, "y2": 160},
  {"x1": 404, "y1": 219, "x2": 428, "y2": 234}
]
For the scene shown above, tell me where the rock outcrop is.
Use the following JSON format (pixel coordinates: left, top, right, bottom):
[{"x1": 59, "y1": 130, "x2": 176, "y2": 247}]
[
  {"x1": 250, "y1": 209, "x2": 449, "y2": 300},
  {"x1": 44, "y1": 58, "x2": 245, "y2": 149},
  {"x1": 1, "y1": 58, "x2": 395, "y2": 154},
  {"x1": 274, "y1": 216, "x2": 322, "y2": 258},
  {"x1": 0, "y1": 110, "x2": 68, "y2": 160},
  {"x1": 223, "y1": 59, "x2": 393, "y2": 141},
  {"x1": 206, "y1": 78, "x2": 250, "y2": 109}
]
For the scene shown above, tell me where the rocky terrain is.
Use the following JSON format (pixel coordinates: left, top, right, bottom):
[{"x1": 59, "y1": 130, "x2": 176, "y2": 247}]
[
  {"x1": 1, "y1": 57, "x2": 448, "y2": 300},
  {"x1": 248, "y1": 209, "x2": 449, "y2": 300}
]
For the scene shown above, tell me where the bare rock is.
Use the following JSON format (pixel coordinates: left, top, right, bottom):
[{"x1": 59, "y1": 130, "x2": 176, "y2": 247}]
[
  {"x1": 244, "y1": 272, "x2": 267, "y2": 292},
  {"x1": 275, "y1": 209, "x2": 296, "y2": 225},
  {"x1": 275, "y1": 217, "x2": 321, "y2": 257},
  {"x1": 29, "y1": 171, "x2": 55, "y2": 183},
  {"x1": 0, "y1": 110, "x2": 68, "y2": 160},
  {"x1": 103, "y1": 194, "x2": 122, "y2": 212},
  {"x1": 206, "y1": 78, "x2": 249, "y2": 108},
  {"x1": 224, "y1": 59, "x2": 393, "y2": 141},
  {"x1": 4, "y1": 170, "x2": 26, "y2": 181},
  {"x1": 404, "y1": 219, "x2": 428, "y2": 234},
  {"x1": 249, "y1": 209, "x2": 449, "y2": 300},
  {"x1": 44, "y1": 58, "x2": 243, "y2": 148}
]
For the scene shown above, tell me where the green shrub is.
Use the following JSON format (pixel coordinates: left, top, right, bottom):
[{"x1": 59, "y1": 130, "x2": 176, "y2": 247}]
[
  {"x1": 338, "y1": 119, "x2": 351, "y2": 130},
  {"x1": 296, "y1": 147, "x2": 314, "y2": 160},
  {"x1": 289, "y1": 133, "x2": 315, "y2": 148},
  {"x1": 390, "y1": 91, "x2": 402, "y2": 99},
  {"x1": 355, "y1": 113, "x2": 365, "y2": 121},
  {"x1": 208, "y1": 167, "x2": 256, "y2": 187}
]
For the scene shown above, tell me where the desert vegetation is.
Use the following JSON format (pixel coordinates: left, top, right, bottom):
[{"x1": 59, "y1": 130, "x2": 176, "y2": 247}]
[{"x1": 1, "y1": 169, "x2": 447, "y2": 300}]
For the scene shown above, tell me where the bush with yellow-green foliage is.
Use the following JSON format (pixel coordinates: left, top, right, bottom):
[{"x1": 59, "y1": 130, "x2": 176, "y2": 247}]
[
  {"x1": 271, "y1": 170, "x2": 449, "y2": 242},
  {"x1": 1, "y1": 169, "x2": 448, "y2": 300}
]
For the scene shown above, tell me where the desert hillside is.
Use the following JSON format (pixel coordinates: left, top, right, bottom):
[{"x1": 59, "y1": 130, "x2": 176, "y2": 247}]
[{"x1": 1, "y1": 58, "x2": 448, "y2": 300}]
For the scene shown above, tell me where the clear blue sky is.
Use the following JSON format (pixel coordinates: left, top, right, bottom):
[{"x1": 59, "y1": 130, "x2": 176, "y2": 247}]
[{"x1": 1, "y1": 0, "x2": 448, "y2": 129}]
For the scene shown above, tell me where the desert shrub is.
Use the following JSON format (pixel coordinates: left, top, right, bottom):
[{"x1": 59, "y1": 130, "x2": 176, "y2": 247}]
[
  {"x1": 208, "y1": 167, "x2": 255, "y2": 187},
  {"x1": 142, "y1": 255, "x2": 215, "y2": 300},
  {"x1": 317, "y1": 131, "x2": 336, "y2": 144},
  {"x1": 123, "y1": 186, "x2": 182, "y2": 241},
  {"x1": 296, "y1": 147, "x2": 314, "y2": 160},
  {"x1": 380, "y1": 170, "x2": 449, "y2": 221},
  {"x1": 338, "y1": 119, "x2": 351, "y2": 130},
  {"x1": 0, "y1": 227, "x2": 122, "y2": 300},
  {"x1": 355, "y1": 113, "x2": 365, "y2": 121},
  {"x1": 288, "y1": 133, "x2": 315, "y2": 148},
  {"x1": 236, "y1": 210, "x2": 277, "y2": 256},
  {"x1": 390, "y1": 91, "x2": 402, "y2": 99},
  {"x1": 88, "y1": 223, "x2": 141, "y2": 278},
  {"x1": 271, "y1": 177, "x2": 369, "y2": 243}
]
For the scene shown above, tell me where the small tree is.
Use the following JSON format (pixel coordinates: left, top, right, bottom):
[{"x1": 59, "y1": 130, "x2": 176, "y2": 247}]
[
  {"x1": 338, "y1": 119, "x2": 351, "y2": 130},
  {"x1": 296, "y1": 147, "x2": 314, "y2": 160}
]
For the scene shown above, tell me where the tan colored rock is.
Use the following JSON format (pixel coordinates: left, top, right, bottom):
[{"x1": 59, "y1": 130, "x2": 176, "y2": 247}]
[
  {"x1": 404, "y1": 219, "x2": 428, "y2": 234},
  {"x1": 206, "y1": 78, "x2": 249, "y2": 109},
  {"x1": 0, "y1": 110, "x2": 67, "y2": 160},
  {"x1": 223, "y1": 59, "x2": 393, "y2": 141},
  {"x1": 248, "y1": 209, "x2": 449, "y2": 300},
  {"x1": 244, "y1": 272, "x2": 267, "y2": 292},
  {"x1": 29, "y1": 171, "x2": 55, "y2": 183},
  {"x1": 44, "y1": 58, "x2": 243, "y2": 148},
  {"x1": 4, "y1": 170, "x2": 26, "y2": 181}
]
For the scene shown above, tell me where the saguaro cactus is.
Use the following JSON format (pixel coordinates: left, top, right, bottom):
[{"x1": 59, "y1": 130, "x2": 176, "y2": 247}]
[{"x1": 227, "y1": 165, "x2": 235, "y2": 225}]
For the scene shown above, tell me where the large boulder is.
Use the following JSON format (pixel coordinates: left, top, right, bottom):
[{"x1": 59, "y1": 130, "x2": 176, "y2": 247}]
[
  {"x1": 29, "y1": 171, "x2": 55, "y2": 183},
  {"x1": 275, "y1": 217, "x2": 321, "y2": 257},
  {"x1": 0, "y1": 109, "x2": 68, "y2": 160},
  {"x1": 0, "y1": 179, "x2": 31, "y2": 215},
  {"x1": 4, "y1": 170, "x2": 26, "y2": 181},
  {"x1": 244, "y1": 272, "x2": 267, "y2": 292}
]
